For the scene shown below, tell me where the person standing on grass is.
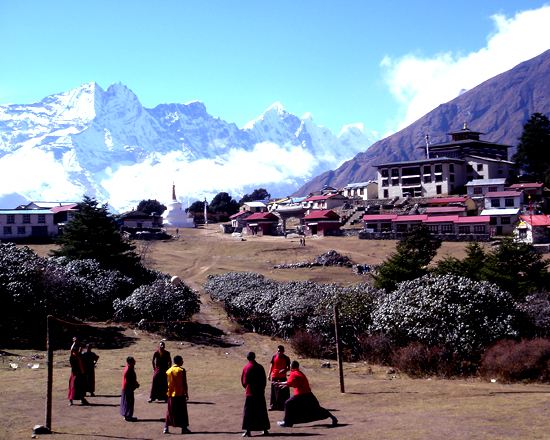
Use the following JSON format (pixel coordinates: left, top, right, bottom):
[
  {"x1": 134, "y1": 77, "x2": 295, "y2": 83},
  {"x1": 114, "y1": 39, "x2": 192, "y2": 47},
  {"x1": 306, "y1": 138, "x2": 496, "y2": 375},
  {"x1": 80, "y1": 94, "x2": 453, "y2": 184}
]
[
  {"x1": 149, "y1": 341, "x2": 171, "y2": 403},
  {"x1": 268, "y1": 345, "x2": 290, "y2": 411},
  {"x1": 164, "y1": 355, "x2": 190, "y2": 434},
  {"x1": 241, "y1": 352, "x2": 270, "y2": 437},
  {"x1": 120, "y1": 356, "x2": 140, "y2": 422},
  {"x1": 276, "y1": 360, "x2": 337, "y2": 428},
  {"x1": 81, "y1": 343, "x2": 99, "y2": 397},
  {"x1": 68, "y1": 345, "x2": 89, "y2": 406}
]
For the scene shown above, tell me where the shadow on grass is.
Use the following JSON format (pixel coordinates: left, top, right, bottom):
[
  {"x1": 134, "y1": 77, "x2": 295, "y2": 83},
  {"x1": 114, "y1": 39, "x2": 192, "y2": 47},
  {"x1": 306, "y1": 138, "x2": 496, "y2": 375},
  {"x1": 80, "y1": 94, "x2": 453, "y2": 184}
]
[{"x1": 139, "y1": 322, "x2": 239, "y2": 348}]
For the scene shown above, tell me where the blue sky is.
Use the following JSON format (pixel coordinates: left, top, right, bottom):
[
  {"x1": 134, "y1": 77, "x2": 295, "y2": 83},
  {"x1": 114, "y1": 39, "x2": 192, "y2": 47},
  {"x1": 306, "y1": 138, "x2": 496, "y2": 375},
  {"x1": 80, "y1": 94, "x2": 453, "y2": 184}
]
[{"x1": 1, "y1": 1, "x2": 550, "y2": 137}]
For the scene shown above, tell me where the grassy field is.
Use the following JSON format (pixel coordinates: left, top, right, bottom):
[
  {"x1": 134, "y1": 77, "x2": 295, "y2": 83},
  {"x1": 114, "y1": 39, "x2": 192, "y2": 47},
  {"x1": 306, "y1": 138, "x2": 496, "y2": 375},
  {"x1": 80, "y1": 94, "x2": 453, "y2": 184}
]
[{"x1": 3, "y1": 226, "x2": 550, "y2": 439}]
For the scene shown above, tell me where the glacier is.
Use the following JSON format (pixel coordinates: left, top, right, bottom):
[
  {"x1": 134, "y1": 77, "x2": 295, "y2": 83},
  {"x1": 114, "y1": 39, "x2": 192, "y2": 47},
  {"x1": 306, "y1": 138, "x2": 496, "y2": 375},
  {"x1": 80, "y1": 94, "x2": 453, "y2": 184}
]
[{"x1": 0, "y1": 82, "x2": 378, "y2": 212}]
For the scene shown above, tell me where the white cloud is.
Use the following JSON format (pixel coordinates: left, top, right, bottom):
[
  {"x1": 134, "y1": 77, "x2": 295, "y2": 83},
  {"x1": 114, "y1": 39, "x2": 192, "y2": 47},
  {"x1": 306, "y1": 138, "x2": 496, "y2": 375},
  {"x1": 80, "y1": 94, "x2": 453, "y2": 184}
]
[
  {"x1": 382, "y1": 5, "x2": 550, "y2": 131},
  {"x1": 102, "y1": 142, "x2": 316, "y2": 211}
]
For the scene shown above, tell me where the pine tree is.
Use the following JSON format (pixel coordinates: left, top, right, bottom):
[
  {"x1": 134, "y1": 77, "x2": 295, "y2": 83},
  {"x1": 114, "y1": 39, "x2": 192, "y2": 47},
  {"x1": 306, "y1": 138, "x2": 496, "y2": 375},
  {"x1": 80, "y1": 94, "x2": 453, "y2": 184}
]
[
  {"x1": 512, "y1": 113, "x2": 550, "y2": 183},
  {"x1": 52, "y1": 196, "x2": 141, "y2": 274}
]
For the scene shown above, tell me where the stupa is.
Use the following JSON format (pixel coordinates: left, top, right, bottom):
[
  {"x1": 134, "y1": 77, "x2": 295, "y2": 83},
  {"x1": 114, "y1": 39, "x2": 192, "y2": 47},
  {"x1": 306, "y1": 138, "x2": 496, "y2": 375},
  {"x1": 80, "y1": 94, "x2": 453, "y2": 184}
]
[{"x1": 163, "y1": 184, "x2": 195, "y2": 228}]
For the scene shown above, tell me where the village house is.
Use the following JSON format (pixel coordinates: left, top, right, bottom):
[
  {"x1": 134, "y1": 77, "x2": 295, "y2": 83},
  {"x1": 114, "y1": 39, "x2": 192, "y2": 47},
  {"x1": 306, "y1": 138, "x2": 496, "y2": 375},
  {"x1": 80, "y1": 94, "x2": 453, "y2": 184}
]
[
  {"x1": 302, "y1": 210, "x2": 341, "y2": 236},
  {"x1": 514, "y1": 215, "x2": 550, "y2": 244},
  {"x1": 465, "y1": 178, "x2": 508, "y2": 197},
  {"x1": 229, "y1": 210, "x2": 251, "y2": 230},
  {"x1": 239, "y1": 201, "x2": 268, "y2": 213},
  {"x1": 342, "y1": 181, "x2": 378, "y2": 200},
  {"x1": 301, "y1": 194, "x2": 348, "y2": 213},
  {"x1": 244, "y1": 212, "x2": 279, "y2": 236},
  {"x1": 479, "y1": 190, "x2": 522, "y2": 235},
  {"x1": 375, "y1": 124, "x2": 516, "y2": 199},
  {"x1": 362, "y1": 213, "x2": 490, "y2": 238},
  {"x1": 0, "y1": 209, "x2": 56, "y2": 241},
  {"x1": 119, "y1": 210, "x2": 163, "y2": 229}
]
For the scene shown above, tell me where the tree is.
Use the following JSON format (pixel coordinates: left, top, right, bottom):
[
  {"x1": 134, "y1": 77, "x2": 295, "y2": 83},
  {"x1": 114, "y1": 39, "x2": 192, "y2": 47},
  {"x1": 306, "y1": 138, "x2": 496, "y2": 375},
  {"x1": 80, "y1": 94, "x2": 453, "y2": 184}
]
[
  {"x1": 239, "y1": 188, "x2": 271, "y2": 206},
  {"x1": 136, "y1": 199, "x2": 167, "y2": 216},
  {"x1": 435, "y1": 241, "x2": 486, "y2": 281},
  {"x1": 373, "y1": 225, "x2": 441, "y2": 291},
  {"x1": 185, "y1": 200, "x2": 206, "y2": 214},
  {"x1": 512, "y1": 113, "x2": 550, "y2": 183},
  {"x1": 52, "y1": 196, "x2": 141, "y2": 274},
  {"x1": 209, "y1": 192, "x2": 239, "y2": 215}
]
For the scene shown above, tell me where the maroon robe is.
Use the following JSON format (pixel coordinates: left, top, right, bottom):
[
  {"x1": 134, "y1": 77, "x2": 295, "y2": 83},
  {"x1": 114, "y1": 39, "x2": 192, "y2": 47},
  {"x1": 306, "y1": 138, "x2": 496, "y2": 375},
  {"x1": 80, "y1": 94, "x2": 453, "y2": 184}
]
[
  {"x1": 67, "y1": 352, "x2": 86, "y2": 400},
  {"x1": 241, "y1": 360, "x2": 270, "y2": 432}
]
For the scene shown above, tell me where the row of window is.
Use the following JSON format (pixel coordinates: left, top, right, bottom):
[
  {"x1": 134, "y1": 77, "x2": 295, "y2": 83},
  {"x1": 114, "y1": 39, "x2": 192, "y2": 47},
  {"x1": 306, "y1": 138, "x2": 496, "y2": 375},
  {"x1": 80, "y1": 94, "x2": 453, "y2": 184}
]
[
  {"x1": 1, "y1": 214, "x2": 47, "y2": 224},
  {"x1": 366, "y1": 223, "x2": 486, "y2": 234},
  {"x1": 381, "y1": 164, "x2": 448, "y2": 178},
  {"x1": 490, "y1": 199, "x2": 516, "y2": 207},
  {"x1": 3, "y1": 226, "x2": 28, "y2": 234},
  {"x1": 382, "y1": 185, "x2": 444, "y2": 199}
]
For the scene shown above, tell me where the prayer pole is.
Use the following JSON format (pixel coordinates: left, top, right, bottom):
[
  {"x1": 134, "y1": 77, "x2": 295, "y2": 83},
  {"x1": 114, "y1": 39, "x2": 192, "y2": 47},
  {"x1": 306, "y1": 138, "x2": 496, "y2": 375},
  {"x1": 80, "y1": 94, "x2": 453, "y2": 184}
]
[
  {"x1": 333, "y1": 304, "x2": 345, "y2": 393},
  {"x1": 45, "y1": 315, "x2": 54, "y2": 432}
]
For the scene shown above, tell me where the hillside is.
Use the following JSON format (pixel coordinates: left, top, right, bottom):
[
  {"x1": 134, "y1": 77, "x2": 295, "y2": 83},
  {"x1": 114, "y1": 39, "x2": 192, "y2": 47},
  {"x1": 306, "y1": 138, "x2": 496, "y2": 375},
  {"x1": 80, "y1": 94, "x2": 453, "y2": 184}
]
[{"x1": 293, "y1": 49, "x2": 550, "y2": 195}]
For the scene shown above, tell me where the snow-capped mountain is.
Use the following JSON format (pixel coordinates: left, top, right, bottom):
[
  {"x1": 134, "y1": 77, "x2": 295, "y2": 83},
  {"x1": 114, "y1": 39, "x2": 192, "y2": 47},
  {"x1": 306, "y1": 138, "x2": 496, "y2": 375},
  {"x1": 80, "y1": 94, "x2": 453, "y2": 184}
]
[{"x1": 0, "y1": 82, "x2": 378, "y2": 211}]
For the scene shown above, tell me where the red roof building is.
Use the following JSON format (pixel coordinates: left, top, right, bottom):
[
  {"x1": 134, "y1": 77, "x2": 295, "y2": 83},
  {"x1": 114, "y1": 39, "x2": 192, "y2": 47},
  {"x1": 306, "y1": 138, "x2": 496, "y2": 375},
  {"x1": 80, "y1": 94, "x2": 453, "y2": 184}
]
[
  {"x1": 302, "y1": 210, "x2": 341, "y2": 236},
  {"x1": 245, "y1": 212, "x2": 279, "y2": 236}
]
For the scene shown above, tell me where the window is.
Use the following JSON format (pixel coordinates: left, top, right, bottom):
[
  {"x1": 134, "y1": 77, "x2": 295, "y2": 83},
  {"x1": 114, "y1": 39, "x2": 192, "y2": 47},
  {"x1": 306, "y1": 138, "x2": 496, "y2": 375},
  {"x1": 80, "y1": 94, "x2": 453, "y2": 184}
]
[
  {"x1": 477, "y1": 164, "x2": 483, "y2": 172},
  {"x1": 381, "y1": 222, "x2": 391, "y2": 231},
  {"x1": 518, "y1": 229, "x2": 527, "y2": 238},
  {"x1": 428, "y1": 225, "x2": 438, "y2": 233},
  {"x1": 498, "y1": 169, "x2": 503, "y2": 175},
  {"x1": 467, "y1": 165, "x2": 474, "y2": 172},
  {"x1": 381, "y1": 169, "x2": 389, "y2": 178},
  {"x1": 459, "y1": 226, "x2": 471, "y2": 234},
  {"x1": 38, "y1": 214, "x2": 46, "y2": 223},
  {"x1": 366, "y1": 223, "x2": 378, "y2": 232},
  {"x1": 500, "y1": 217, "x2": 511, "y2": 225},
  {"x1": 383, "y1": 189, "x2": 389, "y2": 198},
  {"x1": 423, "y1": 166, "x2": 431, "y2": 174},
  {"x1": 382, "y1": 180, "x2": 389, "y2": 187},
  {"x1": 23, "y1": 214, "x2": 30, "y2": 224},
  {"x1": 490, "y1": 217, "x2": 497, "y2": 225},
  {"x1": 474, "y1": 187, "x2": 483, "y2": 194},
  {"x1": 7, "y1": 214, "x2": 14, "y2": 224},
  {"x1": 18, "y1": 226, "x2": 26, "y2": 234},
  {"x1": 402, "y1": 167, "x2": 421, "y2": 176},
  {"x1": 474, "y1": 225, "x2": 485, "y2": 233},
  {"x1": 451, "y1": 185, "x2": 454, "y2": 191},
  {"x1": 435, "y1": 164, "x2": 442, "y2": 173},
  {"x1": 505, "y1": 199, "x2": 514, "y2": 207},
  {"x1": 391, "y1": 178, "x2": 399, "y2": 186},
  {"x1": 402, "y1": 177, "x2": 421, "y2": 185},
  {"x1": 436, "y1": 185, "x2": 442, "y2": 195},
  {"x1": 392, "y1": 168, "x2": 399, "y2": 177},
  {"x1": 3, "y1": 226, "x2": 12, "y2": 235},
  {"x1": 491, "y1": 199, "x2": 501, "y2": 208},
  {"x1": 449, "y1": 164, "x2": 454, "y2": 172},
  {"x1": 441, "y1": 224, "x2": 453, "y2": 233},
  {"x1": 396, "y1": 224, "x2": 407, "y2": 232},
  {"x1": 424, "y1": 176, "x2": 431, "y2": 183},
  {"x1": 450, "y1": 174, "x2": 455, "y2": 182},
  {"x1": 488, "y1": 187, "x2": 497, "y2": 192},
  {"x1": 435, "y1": 174, "x2": 443, "y2": 182}
]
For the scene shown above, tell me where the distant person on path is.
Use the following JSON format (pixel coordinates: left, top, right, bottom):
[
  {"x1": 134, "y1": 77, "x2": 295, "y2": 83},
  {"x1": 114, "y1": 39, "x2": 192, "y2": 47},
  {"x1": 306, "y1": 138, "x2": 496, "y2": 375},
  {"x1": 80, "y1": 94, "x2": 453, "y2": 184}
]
[
  {"x1": 299, "y1": 237, "x2": 303, "y2": 246},
  {"x1": 241, "y1": 352, "x2": 270, "y2": 437},
  {"x1": 81, "y1": 343, "x2": 99, "y2": 397},
  {"x1": 164, "y1": 355, "x2": 190, "y2": 434},
  {"x1": 149, "y1": 341, "x2": 171, "y2": 403},
  {"x1": 68, "y1": 344, "x2": 89, "y2": 406},
  {"x1": 176, "y1": 227, "x2": 179, "y2": 235},
  {"x1": 302, "y1": 237, "x2": 306, "y2": 246},
  {"x1": 276, "y1": 361, "x2": 337, "y2": 428},
  {"x1": 268, "y1": 345, "x2": 290, "y2": 411},
  {"x1": 120, "y1": 356, "x2": 140, "y2": 421}
]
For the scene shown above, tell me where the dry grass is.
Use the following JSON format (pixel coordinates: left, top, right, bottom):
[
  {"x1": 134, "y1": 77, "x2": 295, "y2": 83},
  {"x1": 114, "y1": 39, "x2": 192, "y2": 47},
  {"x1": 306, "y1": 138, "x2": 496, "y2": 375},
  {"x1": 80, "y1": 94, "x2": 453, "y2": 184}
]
[{"x1": 4, "y1": 227, "x2": 544, "y2": 440}]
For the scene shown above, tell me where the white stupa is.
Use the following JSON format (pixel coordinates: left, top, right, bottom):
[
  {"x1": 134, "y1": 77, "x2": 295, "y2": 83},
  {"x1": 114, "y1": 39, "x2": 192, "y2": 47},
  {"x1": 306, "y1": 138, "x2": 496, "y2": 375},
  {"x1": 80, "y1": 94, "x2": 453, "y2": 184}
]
[{"x1": 163, "y1": 184, "x2": 195, "y2": 228}]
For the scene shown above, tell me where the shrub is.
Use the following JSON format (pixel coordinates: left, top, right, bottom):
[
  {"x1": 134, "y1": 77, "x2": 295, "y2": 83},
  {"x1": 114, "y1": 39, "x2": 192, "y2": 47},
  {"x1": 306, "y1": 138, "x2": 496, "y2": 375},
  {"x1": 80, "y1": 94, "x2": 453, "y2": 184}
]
[
  {"x1": 390, "y1": 342, "x2": 462, "y2": 377},
  {"x1": 371, "y1": 274, "x2": 521, "y2": 357},
  {"x1": 113, "y1": 277, "x2": 200, "y2": 324},
  {"x1": 357, "y1": 333, "x2": 395, "y2": 366},
  {"x1": 519, "y1": 292, "x2": 550, "y2": 337},
  {"x1": 290, "y1": 330, "x2": 331, "y2": 358},
  {"x1": 480, "y1": 338, "x2": 550, "y2": 382}
]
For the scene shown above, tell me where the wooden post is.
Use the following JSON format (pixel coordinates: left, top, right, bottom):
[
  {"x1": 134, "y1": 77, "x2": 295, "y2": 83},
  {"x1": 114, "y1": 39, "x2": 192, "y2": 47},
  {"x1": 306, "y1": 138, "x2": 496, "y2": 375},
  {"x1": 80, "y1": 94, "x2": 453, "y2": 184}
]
[
  {"x1": 45, "y1": 315, "x2": 54, "y2": 432},
  {"x1": 333, "y1": 304, "x2": 345, "y2": 393}
]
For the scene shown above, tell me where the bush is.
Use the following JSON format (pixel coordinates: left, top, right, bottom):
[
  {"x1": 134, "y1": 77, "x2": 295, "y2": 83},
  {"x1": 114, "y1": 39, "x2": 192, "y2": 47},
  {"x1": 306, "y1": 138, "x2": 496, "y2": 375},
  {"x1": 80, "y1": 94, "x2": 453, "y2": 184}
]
[
  {"x1": 371, "y1": 274, "x2": 521, "y2": 357},
  {"x1": 290, "y1": 330, "x2": 331, "y2": 358},
  {"x1": 357, "y1": 333, "x2": 395, "y2": 366},
  {"x1": 390, "y1": 342, "x2": 466, "y2": 377},
  {"x1": 113, "y1": 277, "x2": 200, "y2": 324},
  {"x1": 481, "y1": 338, "x2": 550, "y2": 382},
  {"x1": 519, "y1": 292, "x2": 550, "y2": 337}
]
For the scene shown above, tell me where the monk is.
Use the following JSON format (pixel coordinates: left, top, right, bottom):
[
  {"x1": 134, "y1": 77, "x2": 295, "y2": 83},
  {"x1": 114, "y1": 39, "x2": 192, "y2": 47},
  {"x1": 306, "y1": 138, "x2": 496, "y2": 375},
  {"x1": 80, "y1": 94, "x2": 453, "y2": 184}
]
[
  {"x1": 81, "y1": 343, "x2": 99, "y2": 397},
  {"x1": 120, "y1": 356, "x2": 140, "y2": 421},
  {"x1": 164, "y1": 355, "x2": 191, "y2": 434},
  {"x1": 241, "y1": 352, "x2": 270, "y2": 437},
  {"x1": 268, "y1": 345, "x2": 290, "y2": 411},
  {"x1": 149, "y1": 341, "x2": 171, "y2": 403},
  {"x1": 68, "y1": 345, "x2": 89, "y2": 406},
  {"x1": 276, "y1": 360, "x2": 338, "y2": 428}
]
